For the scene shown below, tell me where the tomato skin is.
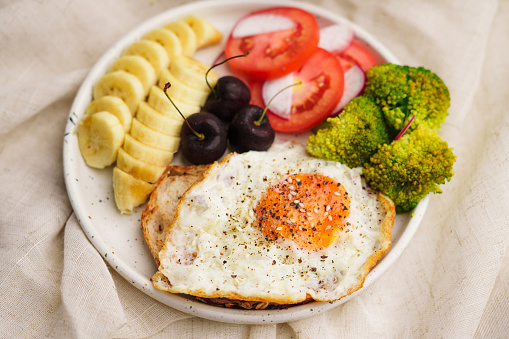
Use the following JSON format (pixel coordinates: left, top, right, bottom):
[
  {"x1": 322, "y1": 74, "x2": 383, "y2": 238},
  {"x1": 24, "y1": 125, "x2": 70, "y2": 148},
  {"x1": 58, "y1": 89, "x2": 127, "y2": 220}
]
[
  {"x1": 225, "y1": 7, "x2": 320, "y2": 80},
  {"x1": 339, "y1": 41, "x2": 378, "y2": 71},
  {"x1": 251, "y1": 48, "x2": 344, "y2": 133}
]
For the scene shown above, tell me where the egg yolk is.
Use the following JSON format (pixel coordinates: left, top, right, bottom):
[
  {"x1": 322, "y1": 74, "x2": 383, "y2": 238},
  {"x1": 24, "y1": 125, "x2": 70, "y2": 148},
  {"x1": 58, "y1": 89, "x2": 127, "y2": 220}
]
[{"x1": 255, "y1": 173, "x2": 351, "y2": 250}]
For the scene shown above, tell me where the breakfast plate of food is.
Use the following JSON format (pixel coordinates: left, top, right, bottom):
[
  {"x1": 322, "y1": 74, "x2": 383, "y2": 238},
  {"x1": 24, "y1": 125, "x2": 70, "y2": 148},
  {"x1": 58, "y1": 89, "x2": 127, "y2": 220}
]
[{"x1": 63, "y1": 0, "x2": 455, "y2": 324}]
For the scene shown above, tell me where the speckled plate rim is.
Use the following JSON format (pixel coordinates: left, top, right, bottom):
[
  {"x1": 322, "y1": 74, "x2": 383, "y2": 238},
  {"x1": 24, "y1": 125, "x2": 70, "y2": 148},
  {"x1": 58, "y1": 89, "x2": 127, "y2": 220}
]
[{"x1": 63, "y1": 0, "x2": 428, "y2": 325}]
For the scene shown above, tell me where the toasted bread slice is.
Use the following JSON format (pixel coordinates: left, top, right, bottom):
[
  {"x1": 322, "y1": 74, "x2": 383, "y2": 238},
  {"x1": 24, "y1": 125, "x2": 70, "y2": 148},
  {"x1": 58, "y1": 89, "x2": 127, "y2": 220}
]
[
  {"x1": 141, "y1": 163, "x2": 304, "y2": 309},
  {"x1": 141, "y1": 164, "x2": 208, "y2": 265}
]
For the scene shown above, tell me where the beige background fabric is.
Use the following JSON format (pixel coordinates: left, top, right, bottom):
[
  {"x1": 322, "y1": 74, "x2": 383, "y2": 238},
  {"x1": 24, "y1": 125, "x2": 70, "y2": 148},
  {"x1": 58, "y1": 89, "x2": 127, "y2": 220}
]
[{"x1": 1, "y1": 0, "x2": 508, "y2": 337}]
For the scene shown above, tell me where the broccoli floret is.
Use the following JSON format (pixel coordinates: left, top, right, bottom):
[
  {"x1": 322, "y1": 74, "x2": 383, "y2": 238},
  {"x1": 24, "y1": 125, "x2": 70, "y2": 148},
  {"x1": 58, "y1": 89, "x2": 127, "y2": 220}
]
[
  {"x1": 363, "y1": 124, "x2": 456, "y2": 213},
  {"x1": 364, "y1": 64, "x2": 450, "y2": 136},
  {"x1": 306, "y1": 96, "x2": 390, "y2": 168}
]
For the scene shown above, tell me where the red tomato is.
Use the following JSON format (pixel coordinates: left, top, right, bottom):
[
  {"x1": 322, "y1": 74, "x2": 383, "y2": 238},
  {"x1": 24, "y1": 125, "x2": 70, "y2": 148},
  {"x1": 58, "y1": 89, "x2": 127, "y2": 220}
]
[
  {"x1": 339, "y1": 41, "x2": 378, "y2": 72},
  {"x1": 225, "y1": 7, "x2": 320, "y2": 80},
  {"x1": 251, "y1": 48, "x2": 344, "y2": 133},
  {"x1": 336, "y1": 55, "x2": 357, "y2": 72}
]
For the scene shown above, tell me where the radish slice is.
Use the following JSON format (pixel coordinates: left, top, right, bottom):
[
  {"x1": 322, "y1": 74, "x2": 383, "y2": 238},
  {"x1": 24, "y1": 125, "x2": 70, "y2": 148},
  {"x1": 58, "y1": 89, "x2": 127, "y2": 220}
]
[
  {"x1": 212, "y1": 51, "x2": 225, "y2": 68},
  {"x1": 231, "y1": 14, "x2": 296, "y2": 38},
  {"x1": 394, "y1": 115, "x2": 415, "y2": 140},
  {"x1": 330, "y1": 64, "x2": 365, "y2": 116},
  {"x1": 261, "y1": 73, "x2": 294, "y2": 120},
  {"x1": 318, "y1": 24, "x2": 355, "y2": 54}
]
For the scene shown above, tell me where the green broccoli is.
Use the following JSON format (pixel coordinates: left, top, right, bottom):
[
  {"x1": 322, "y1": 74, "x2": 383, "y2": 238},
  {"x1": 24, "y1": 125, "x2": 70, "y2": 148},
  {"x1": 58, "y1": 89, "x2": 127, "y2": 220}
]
[
  {"x1": 306, "y1": 96, "x2": 390, "y2": 168},
  {"x1": 363, "y1": 64, "x2": 450, "y2": 137},
  {"x1": 363, "y1": 124, "x2": 456, "y2": 213}
]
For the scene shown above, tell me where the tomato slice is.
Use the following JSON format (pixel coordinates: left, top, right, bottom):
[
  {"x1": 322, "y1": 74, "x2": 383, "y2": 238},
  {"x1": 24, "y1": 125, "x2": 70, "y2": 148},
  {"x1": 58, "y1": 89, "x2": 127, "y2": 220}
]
[
  {"x1": 225, "y1": 7, "x2": 320, "y2": 80},
  {"x1": 336, "y1": 54, "x2": 357, "y2": 72},
  {"x1": 251, "y1": 48, "x2": 344, "y2": 133},
  {"x1": 339, "y1": 41, "x2": 378, "y2": 72}
]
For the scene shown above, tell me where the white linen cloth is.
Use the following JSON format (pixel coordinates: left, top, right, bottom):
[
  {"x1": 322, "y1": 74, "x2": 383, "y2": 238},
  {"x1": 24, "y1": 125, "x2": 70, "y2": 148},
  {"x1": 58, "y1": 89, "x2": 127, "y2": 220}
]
[{"x1": 1, "y1": 0, "x2": 508, "y2": 337}]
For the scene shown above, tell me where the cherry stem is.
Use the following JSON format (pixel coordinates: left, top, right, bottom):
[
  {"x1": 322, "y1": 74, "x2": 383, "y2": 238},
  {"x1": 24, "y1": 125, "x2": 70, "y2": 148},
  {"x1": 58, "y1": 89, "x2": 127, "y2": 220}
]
[
  {"x1": 205, "y1": 52, "x2": 250, "y2": 98},
  {"x1": 394, "y1": 115, "x2": 415, "y2": 140},
  {"x1": 163, "y1": 82, "x2": 204, "y2": 140},
  {"x1": 255, "y1": 81, "x2": 302, "y2": 126}
]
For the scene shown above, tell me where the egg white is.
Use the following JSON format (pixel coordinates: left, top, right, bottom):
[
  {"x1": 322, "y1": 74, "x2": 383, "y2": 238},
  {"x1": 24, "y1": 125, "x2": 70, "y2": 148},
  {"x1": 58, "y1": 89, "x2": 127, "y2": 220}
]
[{"x1": 157, "y1": 142, "x2": 392, "y2": 304}]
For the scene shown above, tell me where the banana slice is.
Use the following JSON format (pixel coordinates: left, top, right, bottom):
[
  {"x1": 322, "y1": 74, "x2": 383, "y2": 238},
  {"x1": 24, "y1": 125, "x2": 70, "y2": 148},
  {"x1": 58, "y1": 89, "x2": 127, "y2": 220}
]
[
  {"x1": 77, "y1": 111, "x2": 125, "y2": 169},
  {"x1": 158, "y1": 68, "x2": 209, "y2": 107},
  {"x1": 93, "y1": 70, "x2": 145, "y2": 114},
  {"x1": 135, "y1": 101, "x2": 182, "y2": 136},
  {"x1": 164, "y1": 21, "x2": 197, "y2": 57},
  {"x1": 142, "y1": 28, "x2": 183, "y2": 60},
  {"x1": 123, "y1": 40, "x2": 170, "y2": 77},
  {"x1": 183, "y1": 15, "x2": 223, "y2": 48},
  {"x1": 113, "y1": 167, "x2": 154, "y2": 214},
  {"x1": 109, "y1": 55, "x2": 157, "y2": 96},
  {"x1": 130, "y1": 118, "x2": 180, "y2": 152},
  {"x1": 170, "y1": 55, "x2": 219, "y2": 92},
  {"x1": 147, "y1": 86, "x2": 200, "y2": 120},
  {"x1": 85, "y1": 96, "x2": 132, "y2": 132},
  {"x1": 116, "y1": 148, "x2": 165, "y2": 184},
  {"x1": 123, "y1": 134, "x2": 174, "y2": 167}
]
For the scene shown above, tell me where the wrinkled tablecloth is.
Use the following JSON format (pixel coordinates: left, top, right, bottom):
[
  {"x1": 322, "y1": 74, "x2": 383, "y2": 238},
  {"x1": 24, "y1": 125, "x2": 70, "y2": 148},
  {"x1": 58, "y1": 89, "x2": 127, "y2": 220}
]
[{"x1": 1, "y1": 0, "x2": 508, "y2": 338}]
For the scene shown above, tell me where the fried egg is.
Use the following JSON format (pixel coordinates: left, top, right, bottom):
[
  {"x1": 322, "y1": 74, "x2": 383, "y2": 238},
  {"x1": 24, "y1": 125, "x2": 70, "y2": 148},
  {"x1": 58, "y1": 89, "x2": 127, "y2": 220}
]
[{"x1": 153, "y1": 142, "x2": 395, "y2": 304}]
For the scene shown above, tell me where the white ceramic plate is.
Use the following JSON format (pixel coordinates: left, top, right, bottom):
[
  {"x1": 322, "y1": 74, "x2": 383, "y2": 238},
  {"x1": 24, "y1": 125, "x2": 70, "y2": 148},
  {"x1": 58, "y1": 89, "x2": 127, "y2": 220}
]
[{"x1": 63, "y1": 0, "x2": 429, "y2": 324}]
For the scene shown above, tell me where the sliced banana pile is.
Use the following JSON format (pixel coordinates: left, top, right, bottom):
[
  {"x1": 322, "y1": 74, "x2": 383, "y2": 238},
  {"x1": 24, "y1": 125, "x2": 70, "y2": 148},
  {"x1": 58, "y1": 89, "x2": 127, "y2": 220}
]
[{"x1": 77, "y1": 15, "x2": 223, "y2": 214}]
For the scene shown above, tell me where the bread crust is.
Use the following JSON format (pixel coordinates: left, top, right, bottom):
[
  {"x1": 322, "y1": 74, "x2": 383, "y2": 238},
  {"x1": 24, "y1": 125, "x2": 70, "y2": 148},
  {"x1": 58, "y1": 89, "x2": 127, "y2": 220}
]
[{"x1": 141, "y1": 164, "x2": 208, "y2": 265}]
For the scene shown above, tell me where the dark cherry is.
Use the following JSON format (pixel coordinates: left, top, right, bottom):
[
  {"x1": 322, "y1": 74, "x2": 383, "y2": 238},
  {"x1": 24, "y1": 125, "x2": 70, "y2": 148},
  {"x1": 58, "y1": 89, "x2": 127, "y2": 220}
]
[
  {"x1": 228, "y1": 105, "x2": 275, "y2": 153},
  {"x1": 180, "y1": 112, "x2": 227, "y2": 165},
  {"x1": 204, "y1": 76, "x2": 251, "y2": 122}
]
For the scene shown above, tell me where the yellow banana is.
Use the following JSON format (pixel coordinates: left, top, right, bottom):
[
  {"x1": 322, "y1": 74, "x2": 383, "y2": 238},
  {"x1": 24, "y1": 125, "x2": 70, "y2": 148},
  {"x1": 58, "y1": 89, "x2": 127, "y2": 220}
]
[
  {"x1": 142, "y1": 28, "x2": 182, "y2": 60},
  {"x1": 135, "y1": 101, "x2": 182, "y2": 137},
  {"x1": 130, "y1": 118, "x2": 180, "y2": 152},
  {"x1": 158, "y1": 68, "x2": 209, "y2": 107},
  {"x1": 169, "y1": 55, "x2": 218, "y2": 92},
  {"x1": 85, "y1": 96, "x2": 132, "y2": 132},
  {"x1": 164, "y1": 20, "x2": 197, "y2": 57},
  {"x1": 93, "y1": 70, "x2": 145, "y2": 114},
  {"x1": 123, "y1": 134, "x2": 174, "y2": 167},
  {"x1": 147, "y1": 85, "x2": 201, "y2": 120},
  {"x1": 77, "y1": 111, "x2": 125, "y2": 169},
  {"x1": 183, "y1": 15, "x2": 223, "y2": 48},
  {"x1": 116, "y1": 148, "x2": 166, "y2": 184},
  {"x1": 109, "y1": 55, "x2": 157, "y2": 96},
  {"x1": 113, "y1": 167, "x2": 155, "y2": 214},
  {"x1": 123, "y1": 40, "x2": 170, "y2": 77}
]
